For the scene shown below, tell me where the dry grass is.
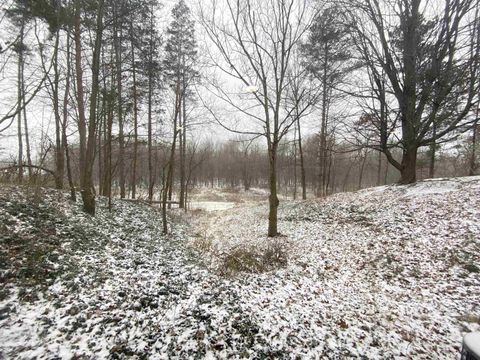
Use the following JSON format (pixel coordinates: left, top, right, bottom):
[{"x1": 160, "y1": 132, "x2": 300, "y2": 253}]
[{"x1": 218, "y1": 239, "x2": 289, "y2": 276}]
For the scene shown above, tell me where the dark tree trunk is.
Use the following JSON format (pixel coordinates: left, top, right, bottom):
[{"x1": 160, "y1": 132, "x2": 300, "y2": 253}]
[
  {"x1": 268, "y1": 143, "x2": 279, "y2": 237},
  {"x1": 147, "y1": 12, "x2": 154, "y2": 202},
  {"x1": 297, "y1": 117, "x2": 306, "y2": 200},
  {"x1": 63, "y1": 31, "x2": 76, "y2": 201},
  {"x1": 130, "y1": 19, "x2": 139, "y2": 199},
  {"x1": 17, "y1": 22, "x2": 24, "y2": 184},
  {"x1": 358, "y1": 149, "x2": 367, "y2": 190},
  {"x1": 76, "y1": 0, "x2": 105, "y2": 215},
  {"x1": 179, "y1": 93, "x2": 187, "y2": 209},
  {"x1": 74, "y1": 3, "x2": 89, "y2": 210},
  {"x1": 376, "y1": 151, "x2": 382, "y2": 186},
  {"x1": 51, "y1": 31, "x2": 65, "y2": 189},
  {"x1": 470, "y1": 121, "x2": 478, "y2": 176},
  {"x1": 429, "y1": 122, "x2": 437, "y2": 178},
  {"x1": 114, "y1": 6, "x2": 126, "y2": 199},
  {"x1": 399, "y1": 147, "x2": 418, "y2": 184}
]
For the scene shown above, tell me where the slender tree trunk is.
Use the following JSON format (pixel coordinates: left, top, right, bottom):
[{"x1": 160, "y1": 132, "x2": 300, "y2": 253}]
[
  {"x1": 469, "y1": 121, "x2": 478, "y2": 176},
  {"x1": 23, "y1": 101, "x2": 32, "y2": 180},
  {"x1": 74, "y1": 3, "x2": 88, "y2": 206},
  {"x1": 376, "y1": 151, "x2": 382, "y2": 186},
  {"x1": 97, "y1": 103, "x2": 103, "y2": 194},
  {"x1": 114, "y1": 5, "x2": 126, "y2": 199},
  {"x1": 161, "y1": 165, "x2": 168, "y2": 233},
  {"x1": 167, "y1": 95, "x2": 179, "y2": 209},
  {"x1": 130, "y1": 19, "x2": 139, "y2": 199},
  {"x1": 63, "y1": 31, "x2": 76, "y2": 201},
  {"x1": 297, "y1": 116, "x2": 306, "y2": 200},
  {"x1": 21, "y1": 37, "x2": 32, "y2": 180},
  {"x1": 268, "y1": 142, "x2": 279, "y2": 237},
  {"x1": 317, "y1": 43, "x2": 329, "y2": 197},
  {"x1": 52, "y1": 31, "x2": 64, "y2": 189},
  {"x1": 106, "y1": 96, "x2": 113, "y2": 208},
  {"x1": 471, "y1": 123, "x2": 478, "y2": 175},
  {"x1": 17, "y1": 23, "x2": 24, "y2": 184},
  {"x1": 75, "y1": 0, "x2": 105, "y2": 214},
  {"x1": 179, "y1": 90, "x2": 187, "y2": 209},
  {"x1": 429, "y1": 122, "x2": 437, "y2": 178},
  {"x1": 384, "y1": 159, "x2": 389, "y2": 185},
  {"x1": 293, "y1": 124, "x2": 297, "y2": 200},
  {"x1": 147, "y1": 10, "x2": 154, "y2": 202},
  {"x1": 162, "y1": 86, "x2": 182, "y2": 233},
  {"x1": 358, "y1": 149, "x2": 367, "y2": 190},
  {"x1": 326, "y1": 141, "x2": 333, "y2": 194}
]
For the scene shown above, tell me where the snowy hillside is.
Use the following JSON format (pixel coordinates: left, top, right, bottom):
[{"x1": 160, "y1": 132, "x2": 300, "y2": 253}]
[{"x1": 1, "y1": 177, "x2": 479, "y2": 359}]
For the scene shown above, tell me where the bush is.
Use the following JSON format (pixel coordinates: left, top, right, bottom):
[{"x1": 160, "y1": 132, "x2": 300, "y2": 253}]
[{"x1": 219, "y1": 239, "x2": 288, "y2": 275}]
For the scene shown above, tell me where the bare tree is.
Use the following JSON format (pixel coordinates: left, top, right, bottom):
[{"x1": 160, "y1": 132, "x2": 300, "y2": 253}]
[
  {"x1": 74, "y1": 0, "x2": 105, "y2": 214},
  {"x1": 199, "y1": 0, "x2": 316, "y2": 236},
  {"x1": 347, "y1": 0, "x2": 480, "y2": 184}
]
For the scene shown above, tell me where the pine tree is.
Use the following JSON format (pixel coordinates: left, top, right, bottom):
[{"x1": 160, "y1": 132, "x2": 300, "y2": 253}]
[
  {"x1": 302, "y1": 6, "x2": 354, "y2": 197},
  {"x1": 162, "y1": 0, "x2": 198, "y2": 228}
]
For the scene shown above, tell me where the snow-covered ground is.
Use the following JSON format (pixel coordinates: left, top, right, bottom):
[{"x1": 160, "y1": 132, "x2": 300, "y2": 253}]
[
  {"x1": 189, "y1": 201, "x2": 236, "y2": 212},
  {"x1": 1, "y1": 177, "x2": 479, "y2": 359}
]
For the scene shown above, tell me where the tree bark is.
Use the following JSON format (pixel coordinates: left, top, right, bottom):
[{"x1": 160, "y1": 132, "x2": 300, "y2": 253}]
[
  {"x1": 74, "y1": 3, "x2": 88, "y2": 207},
  {"x1": 429, "y1": 121, "x2": 437, "y2": 178},
  {"x1": 130, "y1": 18, "x2": 139, "y2": 199},
  {"x1": 469, "y1": 121, "x2": 478, "y2": 176},
  {"x1": 179, "y1": 91, "x2": 187, "y2": 209},
  {"x1": 63, "y1": 31, "x2": 76, "y2": 201},
  {"x1": 268, "y1": 143, "x2": 279, "y2": 237},
  {"x1": 297, "y1": 116, "x2": 306, "y2": 200},
  {"x1": 399, "y1": 147, "x2": 418, "y2": 184},
  {"x1": 75, "y1": 0, "x2": 105, "y2": 215},
  {"x1": 147, "y1": 9, "x2": 154, "y2": 202},
  {"x1": 17, "y1": 21, "x2": 24, "y2": 184},
  {"x1": 113, "y1": 4, "x2": 126, "y2": 199},
  {"x1": 52, "y1": 31, "x2": 64, "y2": 189}
]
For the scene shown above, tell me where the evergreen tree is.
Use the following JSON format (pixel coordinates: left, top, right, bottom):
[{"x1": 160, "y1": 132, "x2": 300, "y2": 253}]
[
  {"x1": 302, "y1": 6, "x2": 355, "y2": 196},
  {"x1": 162, "y1": 0, "x2": 198, "y2": 225}
]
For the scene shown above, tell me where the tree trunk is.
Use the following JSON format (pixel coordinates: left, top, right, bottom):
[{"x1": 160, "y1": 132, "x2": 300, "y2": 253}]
[
  {"x1": 161, "y1": 166, "x2": 168, "y2": 233},
  {"x1": 399, "y1": 147, "x2": 418, "y2": 184},
  {"x1": 17, "y1": 24, "x2": 24, "y2": 184},
  {"x1": 429, "y1": 122, "x2": 437, "y2": 178},
  {"x1": 22, "y1": 51, "x2": 32, "y2": 180},
  {"x1": 97, "y1": 102, "x2": 103, "y2": 194},
  {"x1": 63, "y1": 31, "x2": 76, "y2": 201},
  {"x1": 376, "y1": 151, "x2": 382, "y2": 186},
  {"x1": 162, "y1": 85, "x2": 182, "y2": 233},
  {"x1": 52, "y1": 31, "x2": 64, "y2": 189},
  {"x1": 468, "y1": 92, "x2": 479, "y2": 176},
  {"x1": 74, "y1": 3, "x2": 88, "y2": 209},
  {"x1": 297, "y1": 117, "x2": 306, "y2": 200},
  {"x1": 179, "y1": 92, "x2": 187, "y2": 209},
  {"x1": 167, "y1": 85, "x2": 181, "y2": 209},
  {"x1": 358, "y1": 149, "x2": 367, "y2": 190},
  {"x1": 384, "y1": 159, "x2": 389, "y2": 185},
  {"x1": 147, "y1": 12, "x2": 154, "y2": 202},
  {"x1": 317, "y1": 43, "x2": 329, "y2": 197},
  {"x1": 469, "y1": 121, "x2": 478, "y2": 176},
  {"x1": 267, "y1": 143, "x2": 279, "y2": 237},
  {"x1": 130, "y1": 19, "x2": 139, "y2": 199},
  {"x1": 293, "y1": 124, "x2": 297, "y2": 200},
  {"x1": 113, "y1": 6, "x2": 126, "y2": 199},
  {"x1": 75, "y1": 0, "x2": 105, "y2": 215}
]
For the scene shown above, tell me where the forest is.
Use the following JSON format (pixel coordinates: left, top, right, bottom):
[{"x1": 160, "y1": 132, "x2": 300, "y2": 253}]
[{"x1": 0, "y1": 0, "x2": 479, "y2": 358}]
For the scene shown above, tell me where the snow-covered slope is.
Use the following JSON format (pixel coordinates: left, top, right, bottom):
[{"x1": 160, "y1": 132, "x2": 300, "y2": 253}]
[
  {"x1": 0, "y1": 178, "x2": 479, "y2": 359},
  {"x1": 194, "y1": 176, "x2": 480, "y2": 358}
]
